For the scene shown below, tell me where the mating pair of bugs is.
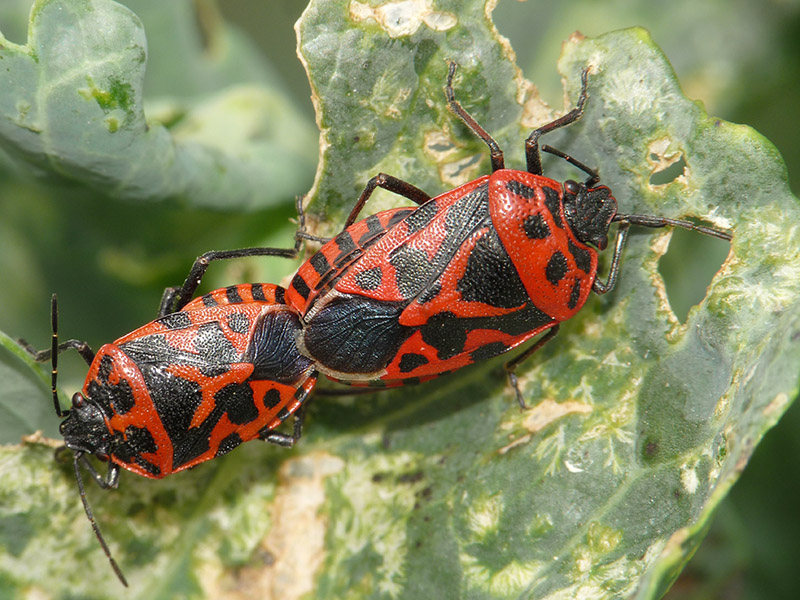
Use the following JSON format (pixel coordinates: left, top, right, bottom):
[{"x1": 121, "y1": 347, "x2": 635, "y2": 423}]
[{"x1": 26, "y1": 62, "x2": 731, "y2": 585}]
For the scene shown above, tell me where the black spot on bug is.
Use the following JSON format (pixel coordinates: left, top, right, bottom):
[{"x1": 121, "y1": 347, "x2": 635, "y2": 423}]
[
  {"x1": 160, "y1": 312, "x2": 192, "y2": 330},
  {"x1": 470, "y1": 342, "x2": 508, "y2": 362},
  {"x1": 274, "y1": 286, "x2": 285, "y2": 304},
  {"x1": 333, "y1": 231, "x2": 357, "y2": 267},
  {"x1": 120, "y1": 324, "x2": 238, "y2": 369},
  {"x1": 545, "y1": 251, "x2": 568, "y2": 285},
  {"x1": 505, "y1": 179, "x2": 536, "y2": 199},
  {"x1": 201, "y1": 293, "x2": 218, "y2": 307},
  {"x1": 568, "y1": 240, "x2": 592, "y2": 273},
  {"x1": 399, "y1": 353, "x2": 429, "y2": 373},
  {"x1": 303, "y1": 295, "x2": 412, "y2": 374},
  {"x1": 200, "y1": 365, "x2": 229, "y2": 378},
  {"x1": 405, "y1": 201, "x2": 440, "y2": 233},
  {"x1": 457, "y1": 229, "x2": 528, "y2": 308},
  {"x1": 522, "y1": 212, "x2": 550, "y2": 239},
  {"x1": 568, "y1": 280, "x2": 581, "y2": 310},
  {"x1": 194, "y1": 323, "x2": 240, "y2": 363},
  {"x1": 216, "y1": 433, "x2": 242, "y2": 457},
  {"x1": 123, "y1": 425, "x2": 157, "y2": 455},
  {"x1": 216, "y1": 383, "x2": 257, "y2": 426},
  {"x1": 310, "y1": 252, "x2": 332, "y2": 276},
  {"x1": 111, "y1": 426, "x2": 158, "y2": 473},
  {"x1": 388, "y1": 208, "x2": 415, "y2": 229},
  {"x1": 277, "y1": 407, "x2": 290, "y2": 421},
  {"x1": 543, "y1": 187, "x2": 563, "y2": 229},
  {"x1": 291, "y1": 273, "x2": 311, "y2": 300},
  {"x1": 226, "y1": 286, "x2": 243, "y2": 304},
  {"x1": 97, "y1": 354, "x2": 114, "y2": 384},
  {"x1": 354, "y1": 266, "x2": 383, "y2": 291},
  {"x1": 313, "y1": 268, "x2": 342, "y2": 292},
  {"x1": 142, "y1": 368, "x2": 203, "y2": 439},
  {"x1": 390, "y1": 247, "x2": 435, "y2": 300},
  {"x1": 226, "y1": 312, "x2": 251, "y2": 334},
  {"x1": 263, "y1": 388, "x2": 282, "y2": 409},
  {"x1": 420, "y1": 312, "x2": 466, "y2": 360},
  {"x1": 419, "y1": 304, "x2": 553, "y2": 361},
  {"x1": 358, "y1": 215, "x2": 385, "y2": 245},
  {"x1": 136, "y1": 459, "x2": 161, "y2": 476},
  {"x1": 251, "y1": 283, "x2": 267, "y2": 302},
  {"x1": 86, "y1": 360, "x2": 136, "y2": 417},
  {"x1": 294, "y1": 374, "x2": 317, "y2": 402},
  {"x1": 110, "y1": 379, "x2": 137, "y2": 415}
]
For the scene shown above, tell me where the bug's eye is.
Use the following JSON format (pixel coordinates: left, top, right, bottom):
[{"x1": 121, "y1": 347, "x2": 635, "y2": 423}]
[{"x1": 564, "y1": 180, "x2": 580, "y2": 195}]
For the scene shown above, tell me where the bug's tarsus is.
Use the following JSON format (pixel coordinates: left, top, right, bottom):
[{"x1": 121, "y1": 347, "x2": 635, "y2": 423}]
[
  {"x1": 592, "y1": 224, "x2": 631, "y2": 295},
  {"x1": 504, "y1": 325, "x2": 561, "y2": 409},
  {"x1": 445, "y1": 61, "x2": 506, "y2": 172},
  {"x1": 346, "y1": 173, "x2": 431, "y2": 228},
  {"x1": 161, "y1": 195, "x2": 316, "y2": 317},
  {"x1": 73, "y1": 455, "x2": 128, "y2": 587}
]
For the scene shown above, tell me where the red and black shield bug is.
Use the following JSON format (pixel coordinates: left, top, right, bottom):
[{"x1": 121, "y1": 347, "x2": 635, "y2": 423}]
[
  {"x1": 29, "y1": 229, "x2": 317, "y2": 584},
  {"x1": 286, "y1": 62, "x2": 732, "y2": 400}
]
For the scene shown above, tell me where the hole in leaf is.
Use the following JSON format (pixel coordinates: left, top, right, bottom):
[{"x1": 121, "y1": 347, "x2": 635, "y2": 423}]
[
  {"x1": 658, "y1": 226, "x2": 729, "y2": 322},
  {"x1": 649, "y1": 154, "x2": 687, "y2": 185}
]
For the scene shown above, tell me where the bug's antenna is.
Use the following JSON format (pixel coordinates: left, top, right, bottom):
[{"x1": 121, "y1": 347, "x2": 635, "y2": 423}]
[
  {"x1": 541, "y1": 145, "x2": 601, "y2": 186},
  {"x1": 73, "y1": 455, "x2": 129, "y2": 587},
  {"x1": 50, "y1": 294, "x2": 65, "y2": 417},
  {"x1": 612, "y1": 213, "x2": 732, "y2": 242}
]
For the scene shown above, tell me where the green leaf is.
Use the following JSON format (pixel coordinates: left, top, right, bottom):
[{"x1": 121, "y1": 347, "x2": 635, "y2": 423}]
[
  {"x1": 0, "y1": 0, "x2": 316, "y2": 208},
  {"x1": 1, "y1": 1, "x2": 799, "y2": 598},
  {"x1": 0, "y1": 332, "x2": 60, "y2": 440}
]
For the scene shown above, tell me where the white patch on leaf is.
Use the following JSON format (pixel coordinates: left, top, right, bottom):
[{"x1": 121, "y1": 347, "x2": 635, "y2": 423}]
[
  {"x1": 350, "y1": 0, "x2": 457, "y2": 38},
  {"x1": 680, "y1": 462, "x2": 700, "y2": 494}
]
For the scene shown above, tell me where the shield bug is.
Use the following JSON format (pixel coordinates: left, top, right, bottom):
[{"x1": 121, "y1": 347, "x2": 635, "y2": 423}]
[{"x1": 286, "y1": 62, "x2": 731, "y2": 403}]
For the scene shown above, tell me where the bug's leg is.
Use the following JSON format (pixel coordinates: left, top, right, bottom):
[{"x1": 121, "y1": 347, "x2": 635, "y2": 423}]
[
  {"x1": 445, "y1": 61, "x2": 505, "y2": 172},
  {"x1": 160, "y1": 243, "x2": 302, "y2": 316},
  {"x1": 526, "y1": 68, "x2": 590, "y2": 175},
  {"x1": 22, "y1": 339, "x2": 95, "y2": 366},
  {"x1": 592, "y1": 224, "x2": 630, "y2": 295},
  {"x1": 259, "y1": 405, "x2": 308, "y2": 448},
  {"x1": 343, "y1": 173, "x2": 432, "y2": 228},
  {"x1": 295, "y1": 194, "x2": 335, "y2": 244},
  {"x1": 258, "y1": 372, "x2": 318, "y2": 447},
  {"x1": 160, "y1": 197, "x2": 316, "y2": 316},
  {"x1": 77, "y1": 455, "x2": 121, "y2": 490},
  {"x1": 504, "y1": 324, "x2": 561, "y2": 409}
]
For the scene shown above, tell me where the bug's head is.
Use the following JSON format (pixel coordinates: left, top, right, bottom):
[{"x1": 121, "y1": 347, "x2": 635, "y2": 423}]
[
  {"x1": 59, "y1": 392, "x2": 112, "y2": 460},
  {"x1": 562, "y1": 180, "x2": 618, "y2": 250}
]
